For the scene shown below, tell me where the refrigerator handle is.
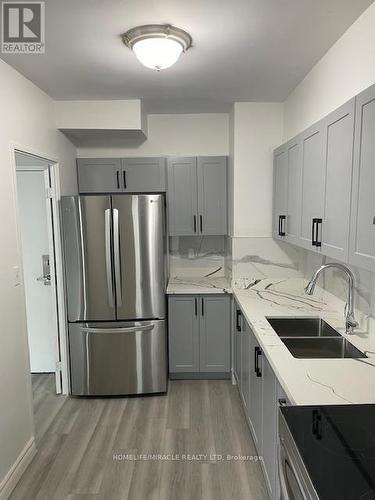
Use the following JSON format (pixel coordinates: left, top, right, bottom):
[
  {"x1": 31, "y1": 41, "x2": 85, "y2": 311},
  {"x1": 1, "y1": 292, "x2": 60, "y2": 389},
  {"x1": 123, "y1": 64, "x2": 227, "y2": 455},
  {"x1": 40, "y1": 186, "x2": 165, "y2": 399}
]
[
  {"x1": 113, "y1": 208, "x2": 122, "y2": 307},
  {"x1": 81, "y1": 324, "x2": 155, "y2": 334},
  {"x1": 105, "y1": 209, "x2": 114, "y2": 307}
]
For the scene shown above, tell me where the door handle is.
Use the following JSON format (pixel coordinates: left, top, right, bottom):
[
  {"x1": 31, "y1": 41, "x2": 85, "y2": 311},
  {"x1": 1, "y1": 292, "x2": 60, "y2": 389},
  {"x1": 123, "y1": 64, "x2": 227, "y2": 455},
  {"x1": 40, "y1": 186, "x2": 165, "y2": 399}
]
[
  {"x1": 236, "y1": 309, "x2": 242, "y2": 332},
  {"x1": 255, "y1": 346, "x2": 262, "y2": 377},
  {"x1": 123, "y1": 170, "x2": 127, "y2": 189},
  {"x1": 36, "y1": 274, "x2": 51, "y2": 286},
  {"x1": 200, "y1": 215, "x2": 203, "y2": 233},
  {"x1": 116, "y1": 171, "x2": 120, "y2": 190},
  {"x1": 81, "y1": 324, "x2": 155, "y2": 334},
  {"x1": 194, "y1": 298, "x2": 198, "y2": 316},
  {"x1": 113, "y1": 208, "x2": 122, "y2": 307},
  {"x1": 279, "y1": 215, "x2": 286, "y2": 236},
  {"x1": 312, "y1": 218, "x2": 322, "y2": 247},
  {"x1": 201, "y1": 297, "x2": 204, "y2": 316},
  {"x1": 105, "y1": 209, "x2": 114, "y2": 307},
  {"x1": 193, "y1": 215, "x2": 197, "y2": 233}
]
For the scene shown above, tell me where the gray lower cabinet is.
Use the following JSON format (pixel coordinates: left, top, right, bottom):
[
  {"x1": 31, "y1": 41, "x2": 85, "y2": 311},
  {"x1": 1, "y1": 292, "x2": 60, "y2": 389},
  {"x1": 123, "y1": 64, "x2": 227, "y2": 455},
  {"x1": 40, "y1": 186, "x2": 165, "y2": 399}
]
[
  {"x1": 167, "y1": 156, "x2": 227, "y2": 236},
  {"x1": 77, "y1": 157, "x2": 166, "y2": 193},
  {"x1": 261, "y1": 354, "x2": 278, "y2": 498},
  {"x1": 168, "y1": 294, "x2": 230, "y2": 377},
  {"x1": 350, "y1": 85, "x2": 375, "y2": 272},
  {"x1": 248, "y1": 326, "x2": 263, "y2": 452},
  {"x1": 233, "y1": 301, "x2": 290, "y2": 500}
]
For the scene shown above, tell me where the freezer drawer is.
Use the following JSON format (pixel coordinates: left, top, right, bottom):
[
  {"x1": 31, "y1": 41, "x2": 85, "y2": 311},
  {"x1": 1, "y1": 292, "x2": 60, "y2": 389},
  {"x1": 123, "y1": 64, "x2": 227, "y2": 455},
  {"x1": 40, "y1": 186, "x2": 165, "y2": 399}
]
[{"x1": 69, "y1": 320, "x2": 167, "y2": 396}]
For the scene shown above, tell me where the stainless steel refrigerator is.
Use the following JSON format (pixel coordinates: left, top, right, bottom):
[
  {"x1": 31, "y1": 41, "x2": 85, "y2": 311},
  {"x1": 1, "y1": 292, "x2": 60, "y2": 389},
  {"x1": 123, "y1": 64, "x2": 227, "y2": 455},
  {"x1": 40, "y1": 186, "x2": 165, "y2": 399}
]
[{"x1": 61, "y1": 194, "x2": 167, "y2": 396}]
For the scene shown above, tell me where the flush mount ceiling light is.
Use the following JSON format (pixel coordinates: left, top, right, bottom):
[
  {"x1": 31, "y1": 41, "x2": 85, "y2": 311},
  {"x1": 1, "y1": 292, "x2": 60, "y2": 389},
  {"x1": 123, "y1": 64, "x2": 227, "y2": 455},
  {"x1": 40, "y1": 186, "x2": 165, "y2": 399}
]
[{"x1": 122, "y1": 24, "x2": 192, "y2": 71}]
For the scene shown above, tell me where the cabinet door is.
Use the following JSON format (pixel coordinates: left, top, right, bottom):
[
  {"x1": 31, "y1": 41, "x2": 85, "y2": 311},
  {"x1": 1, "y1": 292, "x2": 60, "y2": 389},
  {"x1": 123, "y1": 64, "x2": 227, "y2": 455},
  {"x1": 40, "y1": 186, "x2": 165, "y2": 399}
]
[
  {"x1": 233, "y1": 303, "x2": 242, "y2": 384},
  {"x1": 300, "y1": 123, "x2": 325, "y2": 250},
  {"x1": 350, "y1": 85, "x2": 375, "y2": 272},
  {"x1": 240, "y1": 320, "x2": 251, "y2": 415},
  {"x1": 168, "y1": 296, "x2": 199, "y2": 373},
  {"x1": 261, "y1": 355, "x2": 278, "y2": 498},
  {"x1": 167, "y1": 157, "x2": 198, "y2": 236},
  {"x1": 122, "y1": 158, "x2": 166, "y2": 192},
  {"x1": 77, "y1": 158, "x2": 121, "y2": 193},
  {"x1": 197, "y1": 157, "x2": 227, "y2": 235},
  {"x1": 321, "y1": 100, "x2": 355, "y2": 261},
  {"x1": 199, "y1": 295, "x2": 230, "y2": 373},
  {"x1": 273, "y1": 146, "x2": 288, "y2": 240},
  {"x1": 286, "y1": 138, "x2": 302, "y2": 246},
  {"x1": 248, "y1": 327, "x2": 263, "y2": 452}
]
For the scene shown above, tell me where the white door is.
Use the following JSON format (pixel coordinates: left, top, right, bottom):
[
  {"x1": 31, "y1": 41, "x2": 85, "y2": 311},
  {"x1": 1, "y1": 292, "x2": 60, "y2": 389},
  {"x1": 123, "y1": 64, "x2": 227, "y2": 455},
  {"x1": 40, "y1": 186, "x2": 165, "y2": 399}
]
[{"x1": 17, "y1": 170, "x2": 58, "y2": 373}]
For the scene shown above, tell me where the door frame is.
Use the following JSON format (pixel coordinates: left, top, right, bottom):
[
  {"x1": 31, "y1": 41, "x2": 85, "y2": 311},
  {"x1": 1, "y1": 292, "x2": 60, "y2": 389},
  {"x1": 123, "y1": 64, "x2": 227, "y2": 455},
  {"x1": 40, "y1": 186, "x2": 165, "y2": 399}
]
[{"x1": 10, "y1": 142, "x2": 69, "y2": 395}]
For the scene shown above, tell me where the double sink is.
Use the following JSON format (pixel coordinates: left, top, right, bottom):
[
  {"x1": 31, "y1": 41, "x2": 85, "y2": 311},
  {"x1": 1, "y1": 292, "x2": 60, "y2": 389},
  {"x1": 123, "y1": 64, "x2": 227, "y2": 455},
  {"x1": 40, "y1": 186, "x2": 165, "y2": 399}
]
[{"x1": 266, "y1": 317, "x2": 366, "y2": 359}]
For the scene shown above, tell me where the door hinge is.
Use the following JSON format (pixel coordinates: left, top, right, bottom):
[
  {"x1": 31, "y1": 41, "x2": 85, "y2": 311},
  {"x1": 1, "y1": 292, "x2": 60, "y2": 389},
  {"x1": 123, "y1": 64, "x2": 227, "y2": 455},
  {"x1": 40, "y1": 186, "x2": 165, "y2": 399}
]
[
  {"x1": 56, "y1": 361, "x2": 62, "y2": 372},
  {"x1": 46, "y1": 187, "x2": 55, "y2": 199}
]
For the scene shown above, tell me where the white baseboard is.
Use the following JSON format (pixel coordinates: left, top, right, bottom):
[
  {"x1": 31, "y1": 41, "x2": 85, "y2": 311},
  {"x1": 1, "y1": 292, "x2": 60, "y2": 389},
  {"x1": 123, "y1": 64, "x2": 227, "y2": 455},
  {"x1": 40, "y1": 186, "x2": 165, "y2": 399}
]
[{"x1": 0, "y1": 438, "x2": 36, "y2": 500}]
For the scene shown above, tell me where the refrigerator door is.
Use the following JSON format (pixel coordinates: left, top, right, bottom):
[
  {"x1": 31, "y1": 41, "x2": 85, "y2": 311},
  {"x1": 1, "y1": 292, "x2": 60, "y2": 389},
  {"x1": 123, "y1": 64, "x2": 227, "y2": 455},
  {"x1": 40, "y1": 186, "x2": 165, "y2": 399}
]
[
  {"x1": 112, "y1": 194, "x2": 166, "y2": 320},
  {"x1": 61, "y1": 196, "x2": 116, "y2": 322},
  {"x1": 69, "y1": 320, "x2": 167, "y2": 395}
]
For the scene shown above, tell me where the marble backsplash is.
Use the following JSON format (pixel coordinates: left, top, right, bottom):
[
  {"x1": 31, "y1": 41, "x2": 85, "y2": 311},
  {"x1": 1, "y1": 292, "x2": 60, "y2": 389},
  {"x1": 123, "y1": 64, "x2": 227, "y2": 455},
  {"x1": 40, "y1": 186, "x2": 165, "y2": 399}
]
[{"x1": 168, "y1": 236, "x2": 227, "y2": 278}]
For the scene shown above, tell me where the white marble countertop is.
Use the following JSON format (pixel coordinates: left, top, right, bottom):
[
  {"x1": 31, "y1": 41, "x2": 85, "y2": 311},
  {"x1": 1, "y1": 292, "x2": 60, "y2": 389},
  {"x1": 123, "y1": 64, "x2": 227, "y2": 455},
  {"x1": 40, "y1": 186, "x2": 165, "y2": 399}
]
[
  {"x1": 167, "y1": 276, "x2": 232, "y2": 294},
  {"x1": 233, "y1": 277, "x2": 375, "y2": 406}
]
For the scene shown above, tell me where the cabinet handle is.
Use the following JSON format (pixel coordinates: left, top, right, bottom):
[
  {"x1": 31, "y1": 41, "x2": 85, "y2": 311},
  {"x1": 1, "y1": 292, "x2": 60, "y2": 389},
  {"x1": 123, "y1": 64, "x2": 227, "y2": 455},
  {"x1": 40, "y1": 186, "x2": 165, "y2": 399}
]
[
  {"x1": 312, "y1": 410, "x2": 323, "y2": 440},
  {"x1": 116, "y1": 171, "x2": 120, "y2": 189},
  {"x1": 315, "y1": 218, "x2": 322, "y2": 247},
  {"x1": 123, "y1": 170, "x2": 127, "y2": 189},
  {"x1": 193, "y1": 215, "x2": 197, "y2": 233},
  {"x1": 311, "y1": 219, "x2": 316, "y2": 246},
  {"x1": 201, "y1": 297, "x2": 204, "y2": 316},
  {"x1": 236, "y1": 309, "x2": 242, "y2": 332},
  {"x1": 194, "y1": 298, "x2": 198, "y2": 316},
  {"x1": 255, "y1": 346, "x2": 262, "y2": 377},
  {"x1": 278, "y1": 398, "x2": 288, "y2": 407},
  {"x1": 200, "y1": 215, "x2": 203, "y2": 233},
  {"x1": 279, "y1": 215, "x2": 286, "y2": 236}
]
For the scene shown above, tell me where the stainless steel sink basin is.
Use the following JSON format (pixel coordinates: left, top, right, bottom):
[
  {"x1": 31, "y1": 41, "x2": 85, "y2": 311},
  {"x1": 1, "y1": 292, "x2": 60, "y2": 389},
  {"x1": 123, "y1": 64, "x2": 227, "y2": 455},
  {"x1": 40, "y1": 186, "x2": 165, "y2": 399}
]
[
  {"x1": 266, "y1": 317, "x2": 366, "y2": 359},
  {"x1": 266, "y1": 317, "x2": 341, "y2": 338},
  {"x1": 281, "y1": 337, "x2": 366, "y2": 359}
]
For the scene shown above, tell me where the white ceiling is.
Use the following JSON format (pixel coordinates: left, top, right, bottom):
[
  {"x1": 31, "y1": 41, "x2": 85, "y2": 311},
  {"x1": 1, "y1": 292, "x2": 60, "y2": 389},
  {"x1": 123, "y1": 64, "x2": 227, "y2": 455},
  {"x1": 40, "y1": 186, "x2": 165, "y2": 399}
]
[{"x1": 1, "y1": 0, "x2": 373, "y2": 113}]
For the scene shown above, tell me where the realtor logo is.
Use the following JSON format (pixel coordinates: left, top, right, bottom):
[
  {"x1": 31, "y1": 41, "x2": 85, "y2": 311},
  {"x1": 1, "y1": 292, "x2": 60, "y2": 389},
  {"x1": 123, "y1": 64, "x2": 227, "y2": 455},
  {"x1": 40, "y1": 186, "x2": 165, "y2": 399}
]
[{"x1": 1, "y1": 2, "x2": 45, "y2": 53}]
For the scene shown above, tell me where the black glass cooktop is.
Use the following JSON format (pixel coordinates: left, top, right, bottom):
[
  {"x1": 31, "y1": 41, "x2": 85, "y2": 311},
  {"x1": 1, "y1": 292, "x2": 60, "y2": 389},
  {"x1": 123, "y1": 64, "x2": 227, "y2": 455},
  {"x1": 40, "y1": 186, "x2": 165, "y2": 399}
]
[{"x1": 281, "y1": 405, "x2": 375, "y2": 500}]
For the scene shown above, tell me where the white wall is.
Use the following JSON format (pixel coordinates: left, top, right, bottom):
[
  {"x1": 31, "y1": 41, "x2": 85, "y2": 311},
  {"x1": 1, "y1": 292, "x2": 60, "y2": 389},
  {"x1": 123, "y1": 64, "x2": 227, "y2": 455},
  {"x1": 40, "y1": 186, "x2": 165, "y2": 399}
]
[
  {"x1": 77, "y1": 113, "x2": 229, "y2": 157},
  {"x1": 284, "y1": 2, "x2": 375, "y2": 140},
  {"x1": 231, "y1": 102, "x2": 284, "y2": 238},
  {"x1": 0, "y1": 58, "x2": 76, "y2": 495}
]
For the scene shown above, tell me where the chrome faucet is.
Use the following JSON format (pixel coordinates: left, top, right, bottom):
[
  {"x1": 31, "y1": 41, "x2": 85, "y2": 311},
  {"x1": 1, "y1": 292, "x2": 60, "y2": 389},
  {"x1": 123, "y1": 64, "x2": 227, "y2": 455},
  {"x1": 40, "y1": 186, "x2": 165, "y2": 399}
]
[{"x1": 305, "y1": 263, "x2": 358, "y2": 334}]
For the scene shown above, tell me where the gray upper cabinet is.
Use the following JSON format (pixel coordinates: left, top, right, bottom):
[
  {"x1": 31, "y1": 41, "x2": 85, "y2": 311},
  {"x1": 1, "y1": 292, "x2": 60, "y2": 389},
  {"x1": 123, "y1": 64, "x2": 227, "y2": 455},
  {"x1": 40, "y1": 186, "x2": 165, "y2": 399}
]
[
  {"x1": 167, "y1": 156, "x2": 228, "y2": 236},
  {"x1": 168, "y1": 295, "x2": 199, "y2": 373},
  {"x1": 77, "y1": 158, "x2": 122, "y2": 193},
  {"x1": 77, "y1": 157, "x2": 166, "y2": 193},
  {"x1": 199, "y1": 295, "x2": 230, "y2": 372},
  {"x1": 350, "y1": 85, "x2": 375, "y2": 272},
  {"x1": 168, "y1": 294, "x2": 230, "y2": 376},
  {"x1": 167, "y1": 157, "x2": 198, "y2": 236},
  {"x1": 121, "y1": 157, "x2": 166, "y2": 192},
  {"x1": 273, "y1": 145, "x2": 288, "y2": 239},
  {"x1": 285, "y1": 137, "x2": 302, "y2": 246},
  {"x1": 321, "y1": 99, "x2": 355, "y2": 261},
  {"x1": 300, "y1": 122, "x2": 325, "y2": 250},
  {"x1": 197, "y1": 157, "x2": 227, "y2": 235}
]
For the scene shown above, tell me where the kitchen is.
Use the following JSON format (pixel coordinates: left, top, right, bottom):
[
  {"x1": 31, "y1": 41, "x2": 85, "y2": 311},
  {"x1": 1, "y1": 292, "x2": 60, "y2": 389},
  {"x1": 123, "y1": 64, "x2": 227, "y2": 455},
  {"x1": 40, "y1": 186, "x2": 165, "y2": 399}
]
[{"x1": 1, "y1": 1, "x2": 375, "y2": 499}]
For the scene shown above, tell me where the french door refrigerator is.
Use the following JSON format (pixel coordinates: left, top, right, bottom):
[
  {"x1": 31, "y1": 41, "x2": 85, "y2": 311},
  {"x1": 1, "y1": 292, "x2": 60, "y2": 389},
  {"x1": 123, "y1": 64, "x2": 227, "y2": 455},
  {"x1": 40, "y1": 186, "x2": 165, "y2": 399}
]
[{"x1": 61, "y1": 194, "x2": 167, "y2": 396}]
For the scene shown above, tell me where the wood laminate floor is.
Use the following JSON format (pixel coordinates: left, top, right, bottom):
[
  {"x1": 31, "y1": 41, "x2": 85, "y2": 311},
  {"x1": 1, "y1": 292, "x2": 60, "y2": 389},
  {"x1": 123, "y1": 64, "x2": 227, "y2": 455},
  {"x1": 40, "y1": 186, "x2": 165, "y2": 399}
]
[{"x1": 11, "y1": 375, "x2": 268, "y2": 500}]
